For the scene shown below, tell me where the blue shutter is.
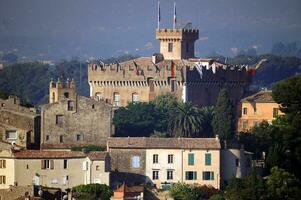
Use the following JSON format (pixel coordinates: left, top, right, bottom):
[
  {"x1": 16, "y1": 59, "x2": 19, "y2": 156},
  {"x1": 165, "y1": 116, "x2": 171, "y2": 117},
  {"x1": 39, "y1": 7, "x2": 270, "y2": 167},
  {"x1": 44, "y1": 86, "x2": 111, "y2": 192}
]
[
  {"x1": 205, "y1": 153, "x2": 211, "y2": 166},
  {"x1": 188, "y1": 153, "x2": 194, "y2": 165}
]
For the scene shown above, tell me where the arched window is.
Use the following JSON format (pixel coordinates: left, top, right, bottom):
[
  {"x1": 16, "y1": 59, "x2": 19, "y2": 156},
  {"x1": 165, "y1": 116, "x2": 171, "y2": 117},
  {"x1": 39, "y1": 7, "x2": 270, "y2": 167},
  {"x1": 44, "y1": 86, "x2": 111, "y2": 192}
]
[
  {"x1": 95, "y1": 92, "x2": 103, "y2": 101},
  {"x1": 113, "y1": 92, "x2": 120, "y2": 106},
  {"x1": 52, "y1": 92, "x2": 55, "y2": 102},
  {"x1": 132, "y1": 93, "x2": 139, "y2": 103}
]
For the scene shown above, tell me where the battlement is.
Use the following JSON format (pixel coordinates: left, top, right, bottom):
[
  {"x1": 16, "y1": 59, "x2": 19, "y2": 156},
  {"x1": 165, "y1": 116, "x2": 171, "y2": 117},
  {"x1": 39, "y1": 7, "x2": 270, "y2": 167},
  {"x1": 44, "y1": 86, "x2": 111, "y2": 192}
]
[
  {"x1": 49, "y1": 78, "x2": 76, "y2": 89},
  {"x1": 49, "y1": 78, "x2": 76, "y2": 103},
  {"x1": 156, "y1": 28, "x2": 199, "y2": 41}
]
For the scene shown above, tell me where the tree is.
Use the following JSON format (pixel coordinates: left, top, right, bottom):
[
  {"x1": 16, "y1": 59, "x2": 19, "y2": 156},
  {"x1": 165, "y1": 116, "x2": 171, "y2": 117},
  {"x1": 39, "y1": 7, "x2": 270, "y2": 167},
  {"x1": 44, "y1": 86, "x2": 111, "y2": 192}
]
[
  {"x1": 169, "y1": 102, "x2": 204, "y2": 137},
  {"x1": 199, "y1": 106, "x2": 215, "y2": 137},
  {"x1": 209, "y1": 194, "x2": 225, "y2": 200},
  {"x1": 72, "y1": 183, "x2": 112, "y2": 200},
  {"x1": 212, "y1": 89, "x2": 235, "y2": 140},
  {"x1": 266, "y1": 167, "x2": 301, "y2": 200}
]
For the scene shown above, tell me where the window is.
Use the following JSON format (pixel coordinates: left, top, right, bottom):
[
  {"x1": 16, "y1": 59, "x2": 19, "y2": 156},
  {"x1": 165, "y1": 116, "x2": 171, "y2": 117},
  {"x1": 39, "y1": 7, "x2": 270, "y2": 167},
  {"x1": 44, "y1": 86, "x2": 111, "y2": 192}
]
[
  {"x1": 41, "y1": 160, "x2": 54, "y2": 170},
  {"x1": 26, "y1": 164, "x2": 29, "y2": 169},
  {"x1": 235, "y1": 159, "x2": 240, "y2": 167},
  {"x1": 5, "y1": 130, "x2": 17, "y2": 140},
  {"x1": 96, "y1": 165, "x2": 100, "y2": 171},
  {"x1": 186, "y1": 42, "x2": 189, "y2": 52},
  {"x1": 76, "y1": 133, "x2": 84, "y2": 141},
  {"x1": 63, "y1": 175, "x2": 69, "y2": 185},
  {"x1": 52, "y1": 92, "x2": 55, "y2": 102},
  {"x1": 0, "y1": 160, "x2": 6, "y2": 168},
  {"x1": 95, "y1": 92, "x2": 103, "y2": 101},
  {"x1": 0, "y1": 176, "x2": 6, "y2": 184},
  {"x1": 153, "y1": 154, "x2": 158, "y2": 164},
  {"x1": 46, "y1": 135, "x2": 50, "y2": 141},
  {"x1": 188, "y1": 153, "x2": 194, "y2": 165},
  {"x1": 67, "y1": 100, "x2": 74, "y2": 111},
  {"x1": 55, "y1": 115, "x2": 63, "y2": 125},
  {"x1": 273, "y1": 108, "x2": 279, "y2": 118},
  {"x1": 185, "y1": 171, "x2": 197, "y2": 180},
  {"x1": 59, "y1": 135, "x2": 64, "y2": 143},
  {"x1": 113, "y1": 92, "x2": 120, "y2": 107},
  {"x1": 243, "y1": 107, "x2": 248, "y2": 115},
  {"x1": 168, "y1": 43, "x2": 173, "y2": 52},
  {"x1": 132, "y1": 93, "x2": 139, "y2": 103},
  {"x1": 152, "y1": 170, "x2": 159, "y2": 180},
  {"x1": 131, "y1": 156, "x2": 140, "y2": 168},
  {"x1": 171, "y1": 80, "x2": 177, "y2": 92},
  {"x1": 205, "y1": 153, "x2": 211, "y2": 166},
  {"x1": 167, "y1": 170, "x2": 173, "y2": 180},
  {"x1": 64, "y1": 92, "x2": 69, "y2": 98},
  {"x1": 242, "y1": 120, "x2": 248, "y2": 130},
  {"x1": 1, "y1": 103, "x2": 4, "y2": 107},
  {"x1": 168, "y1": 154, "x2": 174, "y2": 164},
  {"x1": 202, "y1": 171, "x2": 214, "y2": 180},
  {"x1": 63, "y1": 160, "x2": 68, "y2": 169}
]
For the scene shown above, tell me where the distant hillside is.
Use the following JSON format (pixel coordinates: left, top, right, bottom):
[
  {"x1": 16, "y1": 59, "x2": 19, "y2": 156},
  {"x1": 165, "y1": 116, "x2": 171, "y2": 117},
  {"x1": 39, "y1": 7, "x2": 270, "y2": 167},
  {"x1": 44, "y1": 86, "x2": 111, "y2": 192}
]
[{"x1": 0, "y1": 54, "x2": 300, "y2": 106}]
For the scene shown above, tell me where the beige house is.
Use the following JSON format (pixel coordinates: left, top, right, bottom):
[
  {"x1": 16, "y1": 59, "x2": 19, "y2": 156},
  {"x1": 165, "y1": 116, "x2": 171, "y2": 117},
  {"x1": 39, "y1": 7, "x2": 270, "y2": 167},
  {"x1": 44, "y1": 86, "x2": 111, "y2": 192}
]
[
  {"x1": 108, "y1": 137, "x2": 221, "y2": 189},
  {"x1": 0, "y1": 149, "x2": 110, "y2": 191},
  {"x1": 237, "y1": 90, "x2": 283, "y2": 132}
]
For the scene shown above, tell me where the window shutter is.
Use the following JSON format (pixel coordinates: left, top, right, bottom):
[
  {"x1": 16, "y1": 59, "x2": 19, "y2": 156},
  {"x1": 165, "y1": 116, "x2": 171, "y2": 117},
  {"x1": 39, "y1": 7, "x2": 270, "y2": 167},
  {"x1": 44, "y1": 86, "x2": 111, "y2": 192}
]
[
  {"x1": 50, "y1": 160, "x2": 54, "y2": 169},
  {"x1": 3, "y1": 160, "x2": 6, "y2": 168},
  {"x1": 205, "y1": 153, "x2": 211, "y2": 166},
  {"x1": 211, "y1": 172, "x2": 214, "y2": 180},
  {"x1": 3, "y1": 176, "x2": 6, "y2": 184},
  {"x1": 193, "y1": 171, "x2": 197, "y2": 180},
  {"x1": 41, "y1": 160, "x2": 45, "y2": 169},
  {"x1": 185, "y1": 172, "x2": 188, "y2": 180}
]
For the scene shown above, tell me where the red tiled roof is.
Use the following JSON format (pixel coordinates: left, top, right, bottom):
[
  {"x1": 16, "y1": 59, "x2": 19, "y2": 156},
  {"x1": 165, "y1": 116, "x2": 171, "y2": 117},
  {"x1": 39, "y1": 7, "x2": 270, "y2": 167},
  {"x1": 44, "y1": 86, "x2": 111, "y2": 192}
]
[
  {"x1": 41, "y1": 143, "x2": 80, "y2": 149},
  {"x1": 241, "y1": 90, "x2": 275, "y2": 103},
  {"x1": 108, "y1": 137, "x2": 221, "y2": 149},
  {"x1": 87, "y1": 151, "x2": 108, "y2": 160},
  {"x1": 115, "y1": 183, "x2": 144, "y2": 193}
]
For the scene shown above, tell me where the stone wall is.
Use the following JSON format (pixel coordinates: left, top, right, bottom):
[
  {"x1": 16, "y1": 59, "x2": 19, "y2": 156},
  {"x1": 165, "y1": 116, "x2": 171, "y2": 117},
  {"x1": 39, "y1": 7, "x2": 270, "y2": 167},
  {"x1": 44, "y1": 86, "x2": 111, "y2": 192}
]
[
  {"x1": 0, "y1": 185, "x2": 34, "y2": 200},
  {"x1": 41, "y1": 96, "x2": 113, "y2": 148}
]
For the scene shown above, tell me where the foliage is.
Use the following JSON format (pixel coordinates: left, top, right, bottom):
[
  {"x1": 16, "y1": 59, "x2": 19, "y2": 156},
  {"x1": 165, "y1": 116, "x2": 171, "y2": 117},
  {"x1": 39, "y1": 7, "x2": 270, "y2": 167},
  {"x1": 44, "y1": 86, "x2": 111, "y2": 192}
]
[
  {"x1": 209, "y1": 194, "x2": 225, "y2": 200},
  {"x1": 212, "y1": 88, "x2": 235, "y2": 140},
  {"x1": 266, "y1": 167, "x2": 301, "y2": 200},
  {"x1": 72, "y1": 183, "x2": 112, "y2": 200},
  {"x1": 71, "y1": 145, "x2": 105, "y2": 152},
  {"x1": 169, "y1": 102, "x2": 204, "y2": 137},
  {"x1": 169, "y1": 183, "x2": 219, "y2": 200},
  {"x1": 199, "y1": 106, "x2": 215, "y2": 137}
]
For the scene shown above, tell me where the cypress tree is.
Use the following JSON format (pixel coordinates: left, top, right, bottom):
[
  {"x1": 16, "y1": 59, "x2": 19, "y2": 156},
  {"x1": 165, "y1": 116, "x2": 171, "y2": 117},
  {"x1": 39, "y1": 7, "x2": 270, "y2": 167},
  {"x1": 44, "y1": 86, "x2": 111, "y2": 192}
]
[{"x1": 212, "y1": 88, "x2": 235, "y2": 140}]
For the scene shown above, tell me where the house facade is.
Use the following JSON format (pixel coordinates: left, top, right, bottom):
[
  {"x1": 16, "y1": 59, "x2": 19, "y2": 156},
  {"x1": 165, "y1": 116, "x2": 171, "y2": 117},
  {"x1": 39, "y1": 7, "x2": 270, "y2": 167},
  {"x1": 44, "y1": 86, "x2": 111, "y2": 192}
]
[
  {"x1": 0, "y1": 149, "x2": 110, "y2": 190},
  {"x1": 237, "y1": 90, "x2": 283, "y2": 132}
]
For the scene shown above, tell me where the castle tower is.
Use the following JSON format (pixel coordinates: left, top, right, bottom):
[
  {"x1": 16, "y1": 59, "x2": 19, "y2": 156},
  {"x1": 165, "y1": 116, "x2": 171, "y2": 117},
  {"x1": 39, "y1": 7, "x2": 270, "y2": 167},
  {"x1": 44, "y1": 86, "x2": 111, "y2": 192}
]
[
  {"x1": 49, "y1": 78, "x2": 77, "y2": 103},
  {"x1": 156, "y1": 28, "x2": 199, "y2": 60}
]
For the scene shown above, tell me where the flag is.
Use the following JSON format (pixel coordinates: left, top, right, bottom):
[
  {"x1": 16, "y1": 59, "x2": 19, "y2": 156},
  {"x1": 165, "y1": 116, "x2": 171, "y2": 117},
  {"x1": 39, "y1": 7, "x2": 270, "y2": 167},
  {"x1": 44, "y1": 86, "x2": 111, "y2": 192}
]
[
  {"x1": 171, "y1": 61, "x2": 175, "y2": 77},
  {"x1": 173, "y1": 2, "x2": 177, "y2": 29}
]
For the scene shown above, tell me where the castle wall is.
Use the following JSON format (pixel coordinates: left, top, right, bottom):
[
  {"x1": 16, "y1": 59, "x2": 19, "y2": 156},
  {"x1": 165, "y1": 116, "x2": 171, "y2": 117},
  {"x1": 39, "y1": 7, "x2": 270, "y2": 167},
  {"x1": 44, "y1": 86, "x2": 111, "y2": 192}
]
[{"x1": 41, "y1": 96, "x2": 113, "y2": 148}]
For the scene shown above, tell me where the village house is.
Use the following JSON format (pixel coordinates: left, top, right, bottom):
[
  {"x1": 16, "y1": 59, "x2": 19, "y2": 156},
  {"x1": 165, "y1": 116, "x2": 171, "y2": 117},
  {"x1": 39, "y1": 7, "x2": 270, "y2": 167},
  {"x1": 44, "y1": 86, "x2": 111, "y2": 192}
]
[
  {"x1": 236, "y1": 90, "x2": 283, "y2": 132},
  {"x1": 0, "y1": 148, "x2": 110, "y2": 193},
  {"x1": 0, "y1": 96, "x2": 40, "y2": 149},
  {"x1": 41, "y1": 79, "x2": 114, "y2": 150}
]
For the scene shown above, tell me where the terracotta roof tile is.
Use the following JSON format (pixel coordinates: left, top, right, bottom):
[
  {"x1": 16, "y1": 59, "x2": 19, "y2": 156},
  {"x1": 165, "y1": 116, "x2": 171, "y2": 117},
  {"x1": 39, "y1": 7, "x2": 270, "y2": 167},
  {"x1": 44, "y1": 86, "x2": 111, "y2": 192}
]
[
  {"x1": 241, "y1": 90, "x2": 275, "y2": 103},
  {"x1": 87, "y1": 151, "x2": 108, "y2": 160},
  {"x1": 108, "y1": 137, "x2": 221, "y2": 149}
]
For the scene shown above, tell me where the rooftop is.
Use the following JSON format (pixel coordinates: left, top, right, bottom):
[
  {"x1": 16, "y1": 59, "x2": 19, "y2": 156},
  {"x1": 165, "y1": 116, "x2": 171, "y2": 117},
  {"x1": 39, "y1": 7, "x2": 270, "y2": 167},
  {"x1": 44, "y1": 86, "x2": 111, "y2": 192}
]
[
  {"x1": 241, "y1": 90, "x2": 275, "y2": 103},
  {"x1": 108, "y1": 137, "x2": 221, "y2": 149}
]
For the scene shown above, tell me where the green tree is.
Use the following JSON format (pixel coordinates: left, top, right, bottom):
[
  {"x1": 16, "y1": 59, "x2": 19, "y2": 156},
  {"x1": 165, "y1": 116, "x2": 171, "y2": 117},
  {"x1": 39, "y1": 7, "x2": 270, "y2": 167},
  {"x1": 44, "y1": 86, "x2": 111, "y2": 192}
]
[
  {"x1": 72, "y1": 183, "x2": 112, "y2": 200},
  {"x1": 199, "y1": 106, "x2": 215, "y2": 137},
  {"x1": 209, "y1": 194, "x2": 225, "y2": 200},
  {"x1": 169, "y1": 102, "x2": 204, "y2": 137},
  {"x1": 266, "y1": 167, "x2": 301, "y2": 200},
  {"x1": 212, "y1": 88, "x2": 235, "y2": 140}
]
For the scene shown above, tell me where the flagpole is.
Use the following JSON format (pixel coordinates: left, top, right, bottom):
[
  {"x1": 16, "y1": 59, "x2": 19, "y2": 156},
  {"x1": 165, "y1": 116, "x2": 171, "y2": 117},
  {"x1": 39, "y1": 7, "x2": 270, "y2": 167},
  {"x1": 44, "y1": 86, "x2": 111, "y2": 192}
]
[
  {"x1": 173, "y1": 2, "x2": 177, "y2": 29},
  {"x1": 157, "y1": 1, "x2": 160, "y2": 29}
]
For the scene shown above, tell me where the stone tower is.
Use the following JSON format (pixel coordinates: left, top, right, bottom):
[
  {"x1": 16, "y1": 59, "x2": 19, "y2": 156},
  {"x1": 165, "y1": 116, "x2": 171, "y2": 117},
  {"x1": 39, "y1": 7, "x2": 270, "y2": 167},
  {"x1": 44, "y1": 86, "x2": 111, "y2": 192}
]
[
  {"x1": 49, "y1": 79, "x2": 76, "y2": 103},
  {"x1": 156, "y1": 28, "x2": 199, "y2": 60}
]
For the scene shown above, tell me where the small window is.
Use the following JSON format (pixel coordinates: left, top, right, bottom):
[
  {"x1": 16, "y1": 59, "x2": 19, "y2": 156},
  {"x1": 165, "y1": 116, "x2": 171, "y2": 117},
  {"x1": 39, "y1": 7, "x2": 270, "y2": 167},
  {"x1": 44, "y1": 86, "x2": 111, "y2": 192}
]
[
  {"x1": 152, "y1": 170, "x2": 159, "y2": 180},
  {"x1": 132, "y1": 93, "x2": 139, "y2": 103},
  {"x1": 185, "y1": 171, "x2": 197, "y2": 180},
  {"x1": 1, "y1": 103, "x2": 4, "y2": 107},
  {"x1": 167, "y1": 170, "x2": 173, "y2": 180},
  {"x1": 153, "y1": 154, "x2": 158, "y2": 164},
  {"x1": 63, "y1": 160, "x2": 68, "y2": 169},
  {"x1": 55, "y1": 115, "x2": 63, "y2": 125},
  {"x1": 26, "y1": 164, "x2": 29, "y2": 169},
  {"x1": 64, "y1": 92, "x2": 69, "y2": 98},
  {"x1": 168, "y1": 43, "x2": 173, "y2": 52},
  {"x1": 0, "y1": 160, "x2": 6, "y2": 168},
  {"x1": 0, "y1": 176, "x2": 6, "y2": 184},
  {"x1": 5, "y1": 130, "x2": 17, "y2": 140},
  {"x1": 202, "y1": 171, "x2": 214, "y2": 180},
  {"x1": 92, "y1": 104, "x2": 95, "y2": 109},
  {"x1": 95, "y1": 92, "x2": 103, "y2": 101},
  {"x1": 67, "y1": 101, "x2": 74, "y2": 111},
  {"x1": 235, "y1": 159, "x2": 240, "y2": 167},
  {"x1": 273, "y1": 108, "x2": 279, "y2": 118},
  {"x1": 76, "y1": 133, "x2": 84, "y2": 141},
  {"x1": 41, "y1": 160, "x2": 54, "y2": 170},
  {"x1": 46, "y1": 135, "x2": 50, "y2": 141},
  {"x1": 96, "y1": 165, "x2": 100, "y2": 171},
  {"x1": 188, "y1": 153, "x2": 194, "y2": 165},
  {"x1": 168, "y1": 154, "x2": 174, "y2": 164},
  {"x1": 242, "y1": 120, "x2": 248, "y2": 130},
  {"x1": 59, "y1": 135, "x2": 64, "y2": 143},
  {"x1": 52, "y1": 92, "x2": 55, "y2": 102},
  {"x1": 205, "y1": 153, "x2": 211, "y2": 166},
  {"x1": 113, "y1": 92, "x2": 120, "y2": 107},
  {"x1": 243, "y1": 107, "x2": 247, "y2": 115},
  {"x1": 131, "y1": 156, "x2": 140, "y2": 168}
]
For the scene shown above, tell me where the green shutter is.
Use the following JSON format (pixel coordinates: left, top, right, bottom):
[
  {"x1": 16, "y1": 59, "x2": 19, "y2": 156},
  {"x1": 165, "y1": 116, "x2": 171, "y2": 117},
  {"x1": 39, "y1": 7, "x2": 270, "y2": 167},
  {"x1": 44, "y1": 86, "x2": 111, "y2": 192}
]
[
  {"x1": 211, "y1": 172, "x2": 214, "y2": 180},
  {"x1": 193, "y1": 171, "x2": 197, "y2": 180},
  {"x1": 188, "y1": 153, "x2": 194, "y2": 165},
  {"x1": 185, "y1": 172, "x2": 189, "y2": 180},
  {"x1": 205, "y1": 153, "x2": 211, "y2": 166}
]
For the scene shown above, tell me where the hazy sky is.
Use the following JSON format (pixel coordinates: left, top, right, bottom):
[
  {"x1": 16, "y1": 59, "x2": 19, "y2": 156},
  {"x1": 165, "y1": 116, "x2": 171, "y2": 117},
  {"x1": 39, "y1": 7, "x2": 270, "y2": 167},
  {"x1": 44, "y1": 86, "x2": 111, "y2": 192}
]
[{"x1": 0, "y1": 0, "x2": 300, "y2": 59}]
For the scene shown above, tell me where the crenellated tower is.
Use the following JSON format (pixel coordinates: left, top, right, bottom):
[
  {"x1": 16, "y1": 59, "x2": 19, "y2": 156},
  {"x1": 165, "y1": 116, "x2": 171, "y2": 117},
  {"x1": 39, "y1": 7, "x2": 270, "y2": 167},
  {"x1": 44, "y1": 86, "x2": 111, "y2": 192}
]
[{"x1": 49, "y1": 78, "x2": 76, "y2": 103}]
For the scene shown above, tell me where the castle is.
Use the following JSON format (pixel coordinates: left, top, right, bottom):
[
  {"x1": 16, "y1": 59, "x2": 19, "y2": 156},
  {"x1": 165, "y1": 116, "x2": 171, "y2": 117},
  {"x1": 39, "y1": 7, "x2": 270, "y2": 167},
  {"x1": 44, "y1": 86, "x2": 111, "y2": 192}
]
[{"x1": 88, "y1": 26, "x2": 252, "y2": 107}]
